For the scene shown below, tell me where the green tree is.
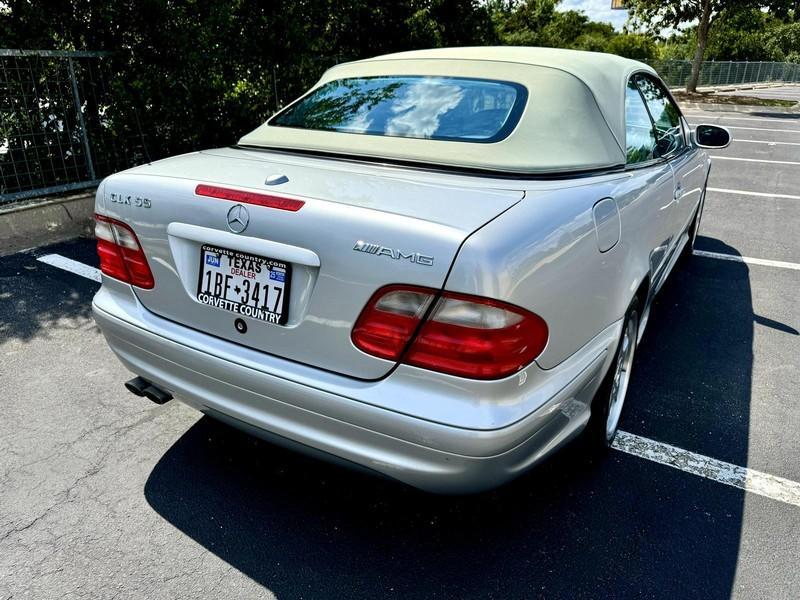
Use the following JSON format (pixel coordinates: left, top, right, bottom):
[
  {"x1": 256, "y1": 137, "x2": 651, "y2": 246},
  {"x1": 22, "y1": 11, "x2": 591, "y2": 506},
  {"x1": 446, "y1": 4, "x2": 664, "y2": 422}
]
[
  {"x1": 489, "y1": 0, "x2": 656, "y2": 58},
  {"x1": 490, "y1": 0, "x2": 559, "y2": 46},
  {"x1": 627, "y1": 0, "x2": 796, "y2": 92},
  {"x1": 606, "y1": 33, "x2": 657, "y2": 60},
  {"x1": 407, "y1": 0, "x2": 497, "y2": 47},
  {"x1": 0, "y1": 0, "x2": 497, "y2": 160},
  {"x1": 765, "y1": 21, "x2": 800, "y2": 62},
  {"x1": 543, "y1": 10, "x2": 616, "y2": 48},
  {"x1": 704, "y1": 9, "x2": 778, "y2": 60}
]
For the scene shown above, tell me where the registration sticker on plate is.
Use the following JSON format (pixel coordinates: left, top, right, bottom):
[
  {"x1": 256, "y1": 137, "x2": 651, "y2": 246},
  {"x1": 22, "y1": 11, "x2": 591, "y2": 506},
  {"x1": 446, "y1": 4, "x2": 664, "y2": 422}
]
[{"x1": 196, "y1": 244, "x2": 291, "y2": 325}]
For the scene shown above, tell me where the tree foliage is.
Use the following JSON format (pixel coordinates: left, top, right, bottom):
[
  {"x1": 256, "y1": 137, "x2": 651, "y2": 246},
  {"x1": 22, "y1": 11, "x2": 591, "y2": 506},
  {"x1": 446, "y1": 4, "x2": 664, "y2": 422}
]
[
  {"x1": 0, "y1": 0, "x2": 797, "y2": 160},
  {"x1": 701, "y1": 8, "x2": 800, "y2": 61},
  {"x1": 488, "y1": 0, "x2": 657, "y2": 59},
  {"x1": 0, "y1": 0, "x2": 497, "y2": 158},
  {"x1": 626, "y1": 0, "x2": 798, "y2": 90}
]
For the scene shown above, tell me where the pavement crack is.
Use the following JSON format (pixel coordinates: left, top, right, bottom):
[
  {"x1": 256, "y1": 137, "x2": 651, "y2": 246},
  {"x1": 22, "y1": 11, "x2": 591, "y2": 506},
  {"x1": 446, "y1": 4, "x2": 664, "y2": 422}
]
[
  {"x1": 0, "y1": 409, "x2": 162, "y2": 546},
  {"x1": 13, "y1": 407, "x2": 160, "y2": 474},
  {"x1": 0, "y1": 511, "x2": 48, "y2": 544}
]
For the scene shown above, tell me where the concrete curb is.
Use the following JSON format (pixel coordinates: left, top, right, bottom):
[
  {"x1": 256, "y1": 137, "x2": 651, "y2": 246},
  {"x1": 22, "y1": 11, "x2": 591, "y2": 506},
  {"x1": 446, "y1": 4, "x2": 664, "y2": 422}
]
[
  {"x1": 670, "y1": 83, "x2": 800, "y2": 93},
  {"x1": 0, "y1": 190, "x2": 96, "y2": 256},
  {"x1": 704, "y1": 83, "x2": 798, "y2": 93},
  {"x1": 678, "y1": 102, "x2": 800, "y2": 113}
]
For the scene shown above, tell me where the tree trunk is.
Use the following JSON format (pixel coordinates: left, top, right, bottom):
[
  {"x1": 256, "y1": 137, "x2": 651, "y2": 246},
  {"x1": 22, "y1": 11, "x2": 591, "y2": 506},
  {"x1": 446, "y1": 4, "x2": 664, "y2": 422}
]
[{"x1": 687, "y1": 0, "x2": 712, "y2": 93}]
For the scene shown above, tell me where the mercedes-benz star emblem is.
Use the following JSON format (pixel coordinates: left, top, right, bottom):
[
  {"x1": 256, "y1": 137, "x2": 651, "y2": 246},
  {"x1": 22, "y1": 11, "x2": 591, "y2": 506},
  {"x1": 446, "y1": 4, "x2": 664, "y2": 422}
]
[{"x1": 226, "y1": 204, "x2": 249, "y2": 233}]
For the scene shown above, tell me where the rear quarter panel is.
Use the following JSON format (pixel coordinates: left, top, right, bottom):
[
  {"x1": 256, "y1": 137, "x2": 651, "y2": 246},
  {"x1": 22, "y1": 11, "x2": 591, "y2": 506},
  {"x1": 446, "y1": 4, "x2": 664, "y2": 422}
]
[{"x1": 446, "y1": 169, "x2": 671, "y2": 370}]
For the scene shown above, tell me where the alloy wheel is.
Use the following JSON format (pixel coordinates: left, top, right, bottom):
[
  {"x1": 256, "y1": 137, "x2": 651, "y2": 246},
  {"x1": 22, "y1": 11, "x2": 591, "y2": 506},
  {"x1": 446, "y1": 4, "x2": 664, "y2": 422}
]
[{"x1": 606, "y1": 310, "x2": 639, "y2": 442}]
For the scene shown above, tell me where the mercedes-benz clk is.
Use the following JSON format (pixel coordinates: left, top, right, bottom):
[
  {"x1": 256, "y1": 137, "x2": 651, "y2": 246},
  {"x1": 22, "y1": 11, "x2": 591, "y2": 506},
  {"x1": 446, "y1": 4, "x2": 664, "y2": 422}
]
[{"x1": 92, "y1": 47, "x2": 730, "y2": 493}]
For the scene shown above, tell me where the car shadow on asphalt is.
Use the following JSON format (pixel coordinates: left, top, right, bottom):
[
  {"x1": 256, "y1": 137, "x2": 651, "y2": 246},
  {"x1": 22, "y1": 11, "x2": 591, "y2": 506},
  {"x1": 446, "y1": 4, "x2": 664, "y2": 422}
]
[
  {"x1": 144, "y1": 237, "x2": 758, "y2": 599},
  {"x1": 622, "y1": 236, "x2": 759, "y2": 464},
  {"x1": 0, "y1": 238, "x2": 99, "y2": 345},
  {"x1": 748, "y1": 111, "x2": 800, "y2": 120}
]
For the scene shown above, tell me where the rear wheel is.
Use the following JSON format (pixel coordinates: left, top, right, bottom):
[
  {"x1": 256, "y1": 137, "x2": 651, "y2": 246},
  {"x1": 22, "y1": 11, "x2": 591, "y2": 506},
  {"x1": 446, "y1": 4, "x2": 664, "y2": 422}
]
[
  {"x1": 680, "y1": 186, "x2": 705, "y2": 264},
  {"x1": 586, "y1": 298, "x2": 640, "y2": 449}
]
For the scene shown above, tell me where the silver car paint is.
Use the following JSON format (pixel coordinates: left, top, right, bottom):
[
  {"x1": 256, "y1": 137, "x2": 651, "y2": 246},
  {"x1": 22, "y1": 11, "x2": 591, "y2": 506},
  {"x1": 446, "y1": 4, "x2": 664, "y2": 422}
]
[
  {"x1": 444, "y1": 147, "x2": 706, "y2": 370},
  {"x1": 100, "y1": 150, "x2": 525, "y2": 379},
  {"x1": 93, "y1": 275, "x2": 622, "y2": 492},
  {"x1": 91, "y1": 99, "x2": 709, "y2": 493}
]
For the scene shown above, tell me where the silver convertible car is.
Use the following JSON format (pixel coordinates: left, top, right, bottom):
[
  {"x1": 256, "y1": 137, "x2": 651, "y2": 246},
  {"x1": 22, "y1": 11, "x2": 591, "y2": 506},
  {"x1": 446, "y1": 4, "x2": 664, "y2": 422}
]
[{"x1": 92, "y1": 47, "x2": 730, "y2": 493}]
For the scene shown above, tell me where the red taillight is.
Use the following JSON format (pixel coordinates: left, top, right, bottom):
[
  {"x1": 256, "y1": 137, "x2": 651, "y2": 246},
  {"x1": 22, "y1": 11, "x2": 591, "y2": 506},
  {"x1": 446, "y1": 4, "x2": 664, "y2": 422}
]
[
  {"x1": 352, "y1": 285, "x2": 548, "y2": 380},
  {"x1": 94, "y1": 214, "x2": 154, "y2": 289},
  {"x1": 352, "y1": 286, "x2": 434, "y2": 360},
  {"x1": 195, "y1": 184, "x2": 304, "y2": 212}
]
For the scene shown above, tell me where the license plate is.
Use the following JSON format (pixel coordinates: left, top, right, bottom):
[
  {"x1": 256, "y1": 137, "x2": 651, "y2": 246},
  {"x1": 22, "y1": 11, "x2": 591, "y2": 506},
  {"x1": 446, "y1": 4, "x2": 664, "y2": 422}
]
[{"x1": 196, "y1": 244, "x2": 291, "y2": 325}]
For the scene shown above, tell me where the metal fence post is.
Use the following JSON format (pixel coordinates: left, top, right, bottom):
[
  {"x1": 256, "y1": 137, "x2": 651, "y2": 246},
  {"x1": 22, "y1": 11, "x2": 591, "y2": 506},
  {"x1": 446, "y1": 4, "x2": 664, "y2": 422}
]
[
  {"x1": 272, "y1": 65, "x2": 279, "y2": 113},
  {"x1": 67, "y1": 56, "x2": 95, "y2": 180},
  {"x1": 2, "y1": 53, "x2": 799, "y2": 206}
]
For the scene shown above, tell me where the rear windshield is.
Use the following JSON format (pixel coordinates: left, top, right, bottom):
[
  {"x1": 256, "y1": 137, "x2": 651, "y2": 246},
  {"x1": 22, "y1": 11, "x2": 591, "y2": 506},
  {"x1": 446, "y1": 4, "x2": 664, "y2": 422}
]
[{"x1": 269, "y1": 76, "x2": 527, "y2": 143}]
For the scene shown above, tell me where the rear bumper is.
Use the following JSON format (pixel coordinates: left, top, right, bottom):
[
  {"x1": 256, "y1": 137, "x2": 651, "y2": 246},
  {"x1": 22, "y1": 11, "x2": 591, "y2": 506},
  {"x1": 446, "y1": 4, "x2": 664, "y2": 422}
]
[{"x1": 92, "y1": 280, "x2": 620, "y2": 493}]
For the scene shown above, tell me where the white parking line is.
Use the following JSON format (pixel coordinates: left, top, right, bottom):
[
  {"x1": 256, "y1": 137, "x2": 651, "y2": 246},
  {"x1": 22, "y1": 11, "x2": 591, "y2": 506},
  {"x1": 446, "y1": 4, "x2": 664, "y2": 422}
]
[
  {"x1": 710, "y1": 155, "x2": 800, "y2": 166},
  {"x1": 707, "y1": 187, "x2": 800, "y2": 200},
  {"x1": 693, "y1": 249, "x2": 800, "y2": 271},
  {"x1": 724, "y1": 126, "x2": 800, "y2": 133},
  {"x1": 684, "y1": 114, "x2": 800, "y2": 125},
  {"x1": 33, "y1": 251, "x2": 800, "y2": 504},
  {"x1": 733, "y1": 139, "x2": 800, "y2": 147},
  {"x1": 37, "y1": 254, "x2": 101, "y2": 282},
  {"x1": 613, "y1": 431, "x2": 800, "y2": 507},
  {"x1": 45, "y1": 249, "x2": 797, "y2": 285}
]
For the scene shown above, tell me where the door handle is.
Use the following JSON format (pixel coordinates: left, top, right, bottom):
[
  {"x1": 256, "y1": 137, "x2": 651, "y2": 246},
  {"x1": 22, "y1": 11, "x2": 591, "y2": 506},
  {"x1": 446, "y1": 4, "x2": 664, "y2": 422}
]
[{"x1": 674, "y1": 185, "x2": 683, "y2": 201}]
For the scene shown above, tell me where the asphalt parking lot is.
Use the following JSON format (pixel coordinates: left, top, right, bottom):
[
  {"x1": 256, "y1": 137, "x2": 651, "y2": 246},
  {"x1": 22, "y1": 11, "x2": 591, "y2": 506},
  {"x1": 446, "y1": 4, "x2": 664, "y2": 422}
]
[
  {"x1": 2, "y1": 103, "x2": 799, "y2": 599},
  {"x1": 717, "y1": 84, "x2": 800, "y2": 102}
]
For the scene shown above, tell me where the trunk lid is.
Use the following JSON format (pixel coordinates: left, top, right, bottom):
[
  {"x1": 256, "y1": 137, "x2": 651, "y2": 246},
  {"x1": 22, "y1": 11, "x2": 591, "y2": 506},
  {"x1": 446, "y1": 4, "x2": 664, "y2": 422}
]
[{"x1": 101, "y1": 147, "x2": 523, "y2": 379}]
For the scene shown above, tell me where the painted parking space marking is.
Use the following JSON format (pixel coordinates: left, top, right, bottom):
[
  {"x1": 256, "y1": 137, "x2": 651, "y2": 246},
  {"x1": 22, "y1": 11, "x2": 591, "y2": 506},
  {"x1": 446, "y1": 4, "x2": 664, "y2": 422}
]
[
  {"x1": 32, "y1": 250, "x2": 800, "y2": 507},
  {"x1": 37, "y1": 253, "x2": 101, "y2": 282},
  {"x1": 732, "y1": 139, "x2": 800, "y2": 147},
  {"x1": 613, "y1": 431, "x2": 800, "y2": 508},
  {"x1": 722, "y1": 125, "x2": 800, "y2": 133},
  {"x1": 684, "y1": 113, "x2": 800, "y2": 125},
  {"x1": 707, "y1": 187, "x2": 800, "y2": 201},
  {"x1": 693, "y1": 249, "x2": 800, "y2": 271},
  {"x1": 710, "y1": 155, "x2": 800, "y2": 166}
]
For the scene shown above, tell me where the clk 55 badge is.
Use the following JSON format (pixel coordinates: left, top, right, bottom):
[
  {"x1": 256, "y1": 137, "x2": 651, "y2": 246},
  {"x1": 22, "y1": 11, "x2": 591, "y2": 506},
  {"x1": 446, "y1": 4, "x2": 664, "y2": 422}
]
[{"x1": 109, "y1": 192, "x2": 151, "y2": 208}]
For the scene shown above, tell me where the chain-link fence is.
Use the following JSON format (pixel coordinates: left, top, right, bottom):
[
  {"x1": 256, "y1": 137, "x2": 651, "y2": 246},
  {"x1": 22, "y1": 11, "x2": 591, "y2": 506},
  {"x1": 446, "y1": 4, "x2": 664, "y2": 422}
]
[
  {"x1": 2, "y1": 52, "x2": 799, "y2": 206},
  {"x1": 0, "y1": 49, "x2": 340, "y2": 206},
  {"x1": 0, "y1": 49, "x2": 150, "y2": 204},
  {"x1": 645, "y1": 59, "x2": 800, "y2": 89}
]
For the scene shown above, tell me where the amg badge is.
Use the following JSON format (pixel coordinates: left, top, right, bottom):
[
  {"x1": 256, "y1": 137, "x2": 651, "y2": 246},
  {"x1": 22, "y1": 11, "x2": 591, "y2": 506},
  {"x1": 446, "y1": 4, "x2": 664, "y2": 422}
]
[{"x1": 353, "y1": 240, "x2": 434, "y2": 266}]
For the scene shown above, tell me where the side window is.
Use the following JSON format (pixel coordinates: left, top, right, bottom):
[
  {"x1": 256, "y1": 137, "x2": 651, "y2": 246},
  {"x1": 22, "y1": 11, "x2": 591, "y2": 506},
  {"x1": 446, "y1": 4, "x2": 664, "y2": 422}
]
[
  {"x1": 625, "y1": 79, "x2": 656, "y2": 164},
  {"x1": 635, "y1": 74, "x2": 686, "y2": 157}
]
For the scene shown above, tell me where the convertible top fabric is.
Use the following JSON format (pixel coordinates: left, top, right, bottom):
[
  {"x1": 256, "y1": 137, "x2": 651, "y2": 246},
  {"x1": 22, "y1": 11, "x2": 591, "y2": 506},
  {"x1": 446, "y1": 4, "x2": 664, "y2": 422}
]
[{"x1": 239, "y1": 47, "x2": 657, "y2": 174}]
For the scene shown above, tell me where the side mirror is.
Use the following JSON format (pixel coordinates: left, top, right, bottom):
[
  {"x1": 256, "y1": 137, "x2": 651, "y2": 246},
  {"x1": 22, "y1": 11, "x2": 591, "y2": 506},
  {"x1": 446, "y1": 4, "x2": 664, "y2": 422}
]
[{"x1": 692, "y1": 124, "x2": 731, "y2": 149}]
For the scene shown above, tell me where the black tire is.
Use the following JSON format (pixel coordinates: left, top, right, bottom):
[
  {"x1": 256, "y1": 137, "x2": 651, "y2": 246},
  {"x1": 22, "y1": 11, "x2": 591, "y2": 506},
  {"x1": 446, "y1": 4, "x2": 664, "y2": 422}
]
[
  {"x1": 680, "y1": 186, "x2": 706, "y2": 265},
  {"x1": 585, "y1": 296, "x2": 641, "y2": 450}
]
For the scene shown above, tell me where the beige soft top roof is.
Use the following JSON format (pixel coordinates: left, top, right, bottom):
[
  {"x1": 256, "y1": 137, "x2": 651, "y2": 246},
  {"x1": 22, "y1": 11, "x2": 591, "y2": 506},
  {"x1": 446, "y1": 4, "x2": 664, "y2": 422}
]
[{"x1": 239, "y1": 47, "x2": 657, "y2": 174}]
